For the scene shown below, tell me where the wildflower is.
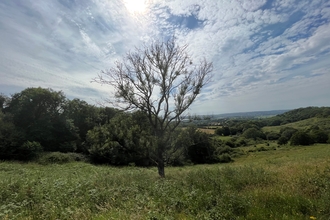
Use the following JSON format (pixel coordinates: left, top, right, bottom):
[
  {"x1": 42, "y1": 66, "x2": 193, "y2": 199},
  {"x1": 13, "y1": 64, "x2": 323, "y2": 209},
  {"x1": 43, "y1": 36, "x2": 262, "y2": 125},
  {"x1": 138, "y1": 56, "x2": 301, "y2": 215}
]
[{"x1": 310, "y1": 216, "x2": 316, "y2": 220}]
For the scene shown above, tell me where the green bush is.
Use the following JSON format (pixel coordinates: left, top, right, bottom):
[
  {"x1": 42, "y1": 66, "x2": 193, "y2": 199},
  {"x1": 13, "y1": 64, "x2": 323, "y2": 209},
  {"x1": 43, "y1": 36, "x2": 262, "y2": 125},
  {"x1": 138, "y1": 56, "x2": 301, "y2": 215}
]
[
  {"x1": 218, "y1": 153, "x2": 233, "y2": 163},
  {"x1": 310, "y1": 130, "x2": 328, "y2": 143},
  {"x1": 242, "y1": 128, "x2": 266, "y2": 140},
  {"x1": 290, "y1": 131, "x2": 313, "y2": 146},
  {"x1": 17, "y1": 141, "x2": 43, "y2": 161},
  {"x1": 38, "y1": 152, "x2": 77, "y2": 165},
  {"x1": 266, "y1": 132, "x2": 280, "y2": 140},
  {"x1": 280, "y1": 127, "x2": 298, "y2": 140},
  {"x1": 277, "y1": 136, "x2": 288, "y2": 145}
]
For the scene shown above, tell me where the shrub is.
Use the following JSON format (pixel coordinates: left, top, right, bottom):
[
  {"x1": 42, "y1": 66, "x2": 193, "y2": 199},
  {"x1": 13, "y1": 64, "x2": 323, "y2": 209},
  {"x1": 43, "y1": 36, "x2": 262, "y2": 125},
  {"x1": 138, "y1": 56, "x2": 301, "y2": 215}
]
[
  {"x1": 224, "y1": 140, "x2": 236, "y2": 148},
  {"x1": 215, "y1": 126, "x2": 230, "y2": 136},
  {"x1": 310, "y1": 130, "x2": 328, "y2": 143},
  {"x1": 236, "y1": 138, "x2": 247, "y2": 147},
  {"x1": 218, "y1": 153, "x2": 233, "y2": 163},
  {"x1": 38, "y1": 152, "x2": 75, "y2": 165},
  {"x1": 17, "y1": 141, "x2": 43, "y2": 161},
  {"x1": 216, "y1": 145, "x2": 233, "y2": 155},
  {"x1": 242, "y1": 128, "x2": 266, "y2": 140},
  {"x1": 277, "y1": 136, "x2": 288, "y2": 145},
  {"x1": 290, "y1": 131, "x2": 313, "y2": 146},
  {"x1": 266, "y1": 132, "x2": 280, "y2": 140},
  {"x1": 280, "y1": 127, "x2": 298, "y2": 140}
]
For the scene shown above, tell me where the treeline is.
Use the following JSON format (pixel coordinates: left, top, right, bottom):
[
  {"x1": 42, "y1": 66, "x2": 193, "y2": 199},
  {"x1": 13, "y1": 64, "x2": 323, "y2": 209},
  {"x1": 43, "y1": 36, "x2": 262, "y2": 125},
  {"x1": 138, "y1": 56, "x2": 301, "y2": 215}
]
[
  {"x1": 0, "y1": 87, "x2": 233, "y2": 165},
  {"x1": 264, "y1": 106, "x2": 330, "y2": 126},
  {"x1": 215, "y1": 106, "x2": 330, "y2": 147},
  {"x1": 1, "y1": 87, "x2": 329, "y2": 165}
]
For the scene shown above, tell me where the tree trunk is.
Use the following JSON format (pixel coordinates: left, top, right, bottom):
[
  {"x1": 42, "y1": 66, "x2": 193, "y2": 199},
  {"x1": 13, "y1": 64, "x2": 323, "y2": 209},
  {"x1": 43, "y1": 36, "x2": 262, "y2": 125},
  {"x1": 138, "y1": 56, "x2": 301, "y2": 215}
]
[{"x1": 157, "y1": 157, "x2": 165, "y2": 178}]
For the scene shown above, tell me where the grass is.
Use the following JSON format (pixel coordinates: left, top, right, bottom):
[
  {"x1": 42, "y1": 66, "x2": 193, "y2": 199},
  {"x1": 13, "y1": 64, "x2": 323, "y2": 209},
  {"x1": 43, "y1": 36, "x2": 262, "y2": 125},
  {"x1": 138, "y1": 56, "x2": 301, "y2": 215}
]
[
  {"x1": 1, "y1": 144, "x2": 330, "y2": 219},
  {"x1": 197, "y1": 127, "x2": 217, "y2": 134},
  {"x1": 262, "y1": 117, "x2": 330, "y2": 133}
]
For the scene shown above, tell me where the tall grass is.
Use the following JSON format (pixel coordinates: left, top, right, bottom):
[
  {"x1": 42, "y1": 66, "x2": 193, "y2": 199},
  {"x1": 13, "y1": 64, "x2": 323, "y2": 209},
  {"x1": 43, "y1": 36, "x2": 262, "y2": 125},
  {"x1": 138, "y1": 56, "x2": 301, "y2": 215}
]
[{"x1": 1, "y1": 144, "x2": 330, "y2": 219}]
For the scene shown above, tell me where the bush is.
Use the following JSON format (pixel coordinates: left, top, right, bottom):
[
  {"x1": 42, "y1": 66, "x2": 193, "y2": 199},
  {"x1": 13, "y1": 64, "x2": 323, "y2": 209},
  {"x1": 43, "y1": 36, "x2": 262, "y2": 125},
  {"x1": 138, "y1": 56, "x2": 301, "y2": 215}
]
[
  {"x1": 218, "y1": 153, "x2": 233, "y2": 163},
  {"x1": 17, "y1": 141, "x2": 43, "y2": 161},
  {"x1": 215, "y1": 126, "x2": 230, "y2": 136},
  {"x1": 236, "y1": 138, "x2": 247, "y2": 147},
  {"x1": 216, "y1": 145, "x2": 234, "y2": 155},
  {"x1": 290, "y1": 131, "x2": 313, "y2": 146},
  {"x1": 277, "y1": 136, "x2": 288, "y2": 145},
  {"x1": 242, "y1": 128, "x2": 266, "y2": 140},
  {"x1": 37, "y1": 152, "x2": 87, "y2": 164},
  {"x1": 266, "y1": 132, "x2": 280, "y2": 140},
  {"x1": 224, "y1": 140, "x2": 236, "y2": 148},
  {"x1": 280, "y1": 127, "x2": 298, "y2": 140},
  {"x1": 310, "y1": 130, "x2": 328, "y2": 143}
]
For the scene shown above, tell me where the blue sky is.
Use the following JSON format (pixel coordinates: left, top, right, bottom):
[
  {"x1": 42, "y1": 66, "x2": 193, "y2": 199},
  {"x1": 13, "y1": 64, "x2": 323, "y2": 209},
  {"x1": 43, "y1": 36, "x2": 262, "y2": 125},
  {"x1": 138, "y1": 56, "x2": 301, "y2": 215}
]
[{"x1": 0, "y1": 0, "x2": 329, "y2": 114}]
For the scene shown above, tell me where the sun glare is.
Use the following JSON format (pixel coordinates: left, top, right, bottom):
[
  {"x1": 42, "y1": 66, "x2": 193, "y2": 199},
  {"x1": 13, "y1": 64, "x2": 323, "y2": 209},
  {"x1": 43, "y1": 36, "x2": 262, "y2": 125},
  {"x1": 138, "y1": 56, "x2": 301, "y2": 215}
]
[{"x1": 124, "y1": 0, "x2": 147, "y2": 14}]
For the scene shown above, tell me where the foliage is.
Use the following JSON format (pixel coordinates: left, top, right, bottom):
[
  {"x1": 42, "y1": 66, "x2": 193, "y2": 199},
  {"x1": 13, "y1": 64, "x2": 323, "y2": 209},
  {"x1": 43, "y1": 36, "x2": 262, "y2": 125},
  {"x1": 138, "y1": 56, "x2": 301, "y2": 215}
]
[
  {"x1": 264, "y1": 106, "x2": 330, "y2": 126},
  {"x1": 242, "y1": 127, "x2": 266, "y2": 140},
  {"x1": 266, "y1": 131, "x2": 280, "y2": 140},
  {"x1": 37, "y1": 152, "x2": 88, "y2": 164},
  {"x1": 3, "y1": 87, "x2": 77, "y2": 152},
  {"x1": 17, "y1": 141, "x2": 43, "y2": 161},
  {"x1": 280, "y1": 127, "x2": 298, "y2": 139},
  {"x1": 215, "y1": 126, "x2": 230, "y2": 136},
  {"x1": 309, "y1": 128, "x2": 328, "y2": 143},
  {"x1": 218, "y1": 153, "x2": 233, "y2": 163},
  {"x1": 290, "y1": 131, "x2": 313, "y2": 146},
  {"x1": 86, "y1": 112, "x2": 153, "y2": 166},
  {"x1": 277, "y1": 136, "x2": 288, "y2": 145},
  {"x1": 62, "y1": 99, "x2": 117, "y2": 151},
  {"x1": 0, "y1": 111, "x2": 28, "y2": 160}
]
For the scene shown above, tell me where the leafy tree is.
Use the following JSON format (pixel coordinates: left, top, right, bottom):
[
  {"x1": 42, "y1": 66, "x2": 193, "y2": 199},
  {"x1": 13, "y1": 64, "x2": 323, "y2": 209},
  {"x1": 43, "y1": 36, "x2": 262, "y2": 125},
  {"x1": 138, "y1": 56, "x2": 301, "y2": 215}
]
[
  {"x1": 16, "y1": 141, "x2": 43, "y2": 161},
  {"x1": 186, "y1": 129, "x2": 219, "y2": 164},
  {"x1": 94, "y1": 38, "x2": 213, "y2": 177},
  {"x1": 86, "y1": 111, "x2": 153, "y2": 165},
  {"x1": 215, "y1": 126, "x2": 230, "y2": 136},
  {"x1": 5, "y1": 87, "x2": 78, "y2": 151},
  {"x1": 290, "y1": 131, "x2": 313, "y2": 146},
  {"x1": 0, "y1": 94, "x2": 9, "y2": 112},
  {"x1": 269, "y1": 107, "x2": 330, "y2": 125},
  {"x1": 242, "y1": 128, "x2": 266, "y2": 140},
  {"x1": 279, "y1": 127, "x2": 298, "y2": 141},
  {"x1": 62, "y1": 99, "x2": 117, "y2": 152},
  {"x1": 310, "y1": 129, "x2": 328, "y2": 143},
  {"x1": 266, "y1": 132, "x2": 280, "y2": 140},
  {"x1": 0, "y1": 111, "x2": 39, "y2": 160},
  {"x1": 277, "y1": 136, "x2": 288, "y2": 145}
]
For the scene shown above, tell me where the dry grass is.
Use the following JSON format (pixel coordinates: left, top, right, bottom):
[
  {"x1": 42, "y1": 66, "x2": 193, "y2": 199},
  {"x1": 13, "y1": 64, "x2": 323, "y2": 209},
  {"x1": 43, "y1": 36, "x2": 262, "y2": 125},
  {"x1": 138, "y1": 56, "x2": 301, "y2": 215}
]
[{"x1": 197, "y1": 128, "x2": 216, "y2": 134}]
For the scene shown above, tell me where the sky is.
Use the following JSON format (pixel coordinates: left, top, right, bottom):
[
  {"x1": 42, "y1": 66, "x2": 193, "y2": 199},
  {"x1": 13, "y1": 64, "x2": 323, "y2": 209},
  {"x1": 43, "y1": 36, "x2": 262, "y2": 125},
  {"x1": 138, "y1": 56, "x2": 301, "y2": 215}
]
[{"x1": 0, "y1": 0, "x2": 329, "y2": 114}]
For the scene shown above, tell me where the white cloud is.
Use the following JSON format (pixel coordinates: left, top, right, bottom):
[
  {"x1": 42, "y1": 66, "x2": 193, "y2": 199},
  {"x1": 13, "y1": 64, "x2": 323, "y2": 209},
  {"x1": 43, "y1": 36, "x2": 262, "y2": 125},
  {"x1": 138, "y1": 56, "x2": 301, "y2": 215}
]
[{"x1": 0, "y1": 0, "x2": 329, "y2": 113}]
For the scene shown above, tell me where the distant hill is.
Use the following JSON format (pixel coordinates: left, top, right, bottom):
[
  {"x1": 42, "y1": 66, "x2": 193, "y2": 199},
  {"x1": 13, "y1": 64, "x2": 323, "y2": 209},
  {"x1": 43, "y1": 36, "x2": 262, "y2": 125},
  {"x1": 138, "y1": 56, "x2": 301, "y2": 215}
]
[
  {"x1": 265, "y1": 106, "x2": 330, "y2": 126},
  {"x1": 209, "y1": 109, "x2": 290, "y2": 119}
]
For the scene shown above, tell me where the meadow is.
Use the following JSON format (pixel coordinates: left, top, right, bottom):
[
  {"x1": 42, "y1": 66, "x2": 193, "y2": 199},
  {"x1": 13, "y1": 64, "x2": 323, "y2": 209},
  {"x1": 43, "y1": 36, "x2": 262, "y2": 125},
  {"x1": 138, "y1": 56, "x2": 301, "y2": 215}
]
[
  {"x1": 262, "y1": 117, "x2": 330, "y2": 133},
  {"x1": 0, "y1": 144, "x2": 330, "y2": 220}
]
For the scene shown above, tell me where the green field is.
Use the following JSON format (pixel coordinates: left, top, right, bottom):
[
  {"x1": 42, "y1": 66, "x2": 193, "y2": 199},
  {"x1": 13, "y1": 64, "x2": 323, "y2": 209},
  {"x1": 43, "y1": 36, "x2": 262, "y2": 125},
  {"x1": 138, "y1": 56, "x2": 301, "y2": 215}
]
[
  {"x1": 262, "y1": 117, "x2": 330, "y2": 133},
  {"x1": 1, "y1": 144, "x2": 330, "y2": 219}
]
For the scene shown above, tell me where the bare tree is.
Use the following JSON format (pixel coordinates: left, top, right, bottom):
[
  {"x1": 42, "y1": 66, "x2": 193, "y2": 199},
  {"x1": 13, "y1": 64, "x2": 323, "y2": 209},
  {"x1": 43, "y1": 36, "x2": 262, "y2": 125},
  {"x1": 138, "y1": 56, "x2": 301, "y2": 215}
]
[{"x1": 94, "y1": 37, "x2": 213, "y2": 177}]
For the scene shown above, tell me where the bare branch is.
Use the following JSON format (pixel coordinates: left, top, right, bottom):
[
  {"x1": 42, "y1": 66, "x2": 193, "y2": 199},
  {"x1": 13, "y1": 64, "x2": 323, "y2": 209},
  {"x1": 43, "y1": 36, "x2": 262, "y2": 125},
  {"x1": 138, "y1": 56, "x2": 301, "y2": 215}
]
[{"x1": 94, "y1": 37, "x2": 213, "y2": 177}]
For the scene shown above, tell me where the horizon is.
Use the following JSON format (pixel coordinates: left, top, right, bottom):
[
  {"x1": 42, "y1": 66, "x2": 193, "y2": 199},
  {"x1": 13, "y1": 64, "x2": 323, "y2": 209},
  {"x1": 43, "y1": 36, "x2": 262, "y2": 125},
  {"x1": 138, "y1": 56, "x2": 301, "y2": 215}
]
[{"x1": 1, "y1": 0, "x2": 329, "y2": 114}]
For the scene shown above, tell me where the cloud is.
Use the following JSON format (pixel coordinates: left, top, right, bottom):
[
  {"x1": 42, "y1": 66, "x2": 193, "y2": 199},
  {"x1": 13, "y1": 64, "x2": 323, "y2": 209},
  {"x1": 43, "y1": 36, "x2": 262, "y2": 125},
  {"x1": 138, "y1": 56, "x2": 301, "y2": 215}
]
[{"x1": 0, "y1": 0, "x2": 329, "y2": 113}]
